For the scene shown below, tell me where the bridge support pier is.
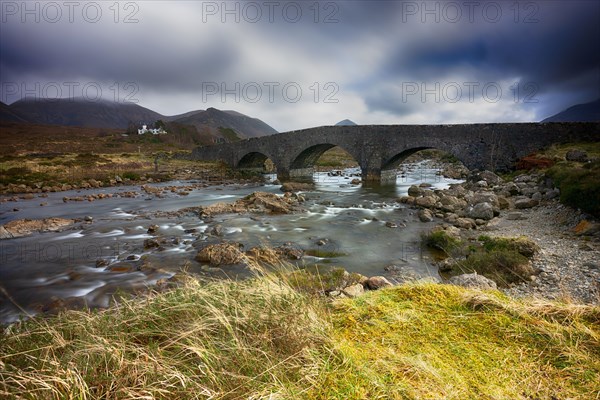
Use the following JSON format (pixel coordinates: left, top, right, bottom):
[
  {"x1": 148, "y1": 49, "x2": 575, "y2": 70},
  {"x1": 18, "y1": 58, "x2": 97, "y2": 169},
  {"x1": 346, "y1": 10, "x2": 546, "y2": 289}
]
[
  {"x1": 361, "y1": 168, "x2": 397, "y2": 185},
  {"x1": 278, "y1": 167, "x2": 314, "y2": 182}
]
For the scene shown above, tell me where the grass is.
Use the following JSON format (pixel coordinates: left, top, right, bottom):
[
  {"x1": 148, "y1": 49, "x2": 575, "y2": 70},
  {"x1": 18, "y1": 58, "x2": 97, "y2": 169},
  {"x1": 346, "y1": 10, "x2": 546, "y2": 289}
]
[
  {"x1": 2, "y1": 269, "x2": 599, "y2": 399},
  {"x1": 304, "y1": 249, "x2": 347, "y2": 258},
  {"x1": 546, "y1": 160, "x2": 600, "y2": 217},
  {"x1": 326, "y1": 283, "x2": 600, "y2": 399},
  {"x1": 510, "y1": 141, "x2": 600, "y2": 217},
  {"x1": 423, "y1": 232, "x2": 540, "y2": 287},
  {"x1": 314, "y1": 147, "x2": 359, "y2": 169},
  {"x1": 421, "y1": 230, "x2": 460, "y2": 255},
  {"x1": 218, "y1": 127, "x2": 242, "y2": 142},
  {"x1": 0, "y1": 153, "x2": 227, "y2": 190},
  {"x1": 454, "y1": 248, "x2": 534, "y2": 286},
  {"x1": 286, "y1": 265, "x2": 362, "y2": 295}
]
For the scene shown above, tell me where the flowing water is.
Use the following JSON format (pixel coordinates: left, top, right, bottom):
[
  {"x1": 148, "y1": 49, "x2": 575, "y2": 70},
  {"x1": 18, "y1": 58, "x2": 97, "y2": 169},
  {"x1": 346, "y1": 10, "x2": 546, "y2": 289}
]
[{"x1": 0, "y1": 162, "x2": 462, "y2": 324}]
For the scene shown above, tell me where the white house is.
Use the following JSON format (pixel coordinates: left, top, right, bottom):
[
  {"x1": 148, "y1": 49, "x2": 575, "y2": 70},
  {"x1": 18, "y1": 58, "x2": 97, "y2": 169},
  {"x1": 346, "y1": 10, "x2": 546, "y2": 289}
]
[{"x1": 138, "y1": 124, "x2": 167, "y2": 135}]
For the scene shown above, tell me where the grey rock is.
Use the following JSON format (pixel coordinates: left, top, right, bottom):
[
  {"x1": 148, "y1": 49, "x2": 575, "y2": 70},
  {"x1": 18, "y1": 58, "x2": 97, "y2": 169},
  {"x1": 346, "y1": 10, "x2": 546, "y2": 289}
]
[
  {"x1": 515, "y1": 198, "x2": 539, "y2": 209},
  {"x1": 407, "y1": 185, "x2": 423, "y2": 197},
  {"x1": 545, "y1": 188, "x2": 560, "y2": 200},
  {"x1": 506, "y1": 212, "x2": 525, "y2": 220},
  {"x1": 418, "y1": 209, "x2": 434, "y2": 222},
  {"x1": 342, "y1": 283, "x2": 365, "y2": 298},
  {"x1": 471, "y1": 192, "x2": 499, "y2": 207},
  {"x1": 467, "y1": 202, "x2": 494, "y2": 221},
  {"x1": 415, "y1": 195, "x2": 437, "y2": 208},
  {"x1": 448, "y1": 273, "x2": 497, "y2": 290},
  {"x1": 565, "y1": 149, "x2": 588, "y2": 162}
]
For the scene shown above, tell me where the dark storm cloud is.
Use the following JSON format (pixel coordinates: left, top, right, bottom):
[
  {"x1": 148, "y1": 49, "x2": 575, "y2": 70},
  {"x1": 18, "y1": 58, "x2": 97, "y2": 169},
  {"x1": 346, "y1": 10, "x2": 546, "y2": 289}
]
[
  {"x1": 369, "y1": 1, "x2": 600, "y2": 119},
  {"x1": 0, "y1": 0, "x2": 598, "y2": 128},
  {"x1": 0, "y1": 17, "x2": 239, "y2": 93}
]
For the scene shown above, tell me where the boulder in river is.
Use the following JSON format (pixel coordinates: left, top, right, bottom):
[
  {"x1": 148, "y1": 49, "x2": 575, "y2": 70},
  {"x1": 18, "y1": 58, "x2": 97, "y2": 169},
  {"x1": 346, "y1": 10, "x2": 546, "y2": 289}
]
[
  {"x1": 199, "y1": 192, "x2": 303, "y2": 217},
  {"x1": 196, "y1": 242, "x2": 245, "y2": 266},
  {"x1": 0, "y1": 218, "x2": 75, "y2": 239},
  {"x1": 280, "y1": 182, "x2": 314, "y2": 193}
]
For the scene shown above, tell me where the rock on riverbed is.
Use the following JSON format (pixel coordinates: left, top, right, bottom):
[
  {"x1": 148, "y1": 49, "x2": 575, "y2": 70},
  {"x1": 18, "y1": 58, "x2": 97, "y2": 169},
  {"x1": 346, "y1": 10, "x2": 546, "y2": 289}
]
[
  {"x1": 0, "y1": 218, "x2": 75, "y2": 239},
  {"x1": 198, "y1": 191, "x2": 304, "y2": 217}
]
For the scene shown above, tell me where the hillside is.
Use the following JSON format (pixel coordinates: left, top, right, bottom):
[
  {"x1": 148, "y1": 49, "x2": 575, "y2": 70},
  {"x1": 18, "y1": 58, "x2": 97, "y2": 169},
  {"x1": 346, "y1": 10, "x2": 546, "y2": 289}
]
[
  {"x1": 2, "y1": 100, "x2": 278, "y2": 141},
  {"x1": 0, "y1": 101, "x2": 29, "y2": 123},
  {"x1": 9, "y1": 98, "x2": 163, "y2": 129},
  {"x1": 171, "y1": 107, "x2": 278, "y2": 138},
  {"x1": 542, "y1": 98, "x2": 600, "y2": 122}
]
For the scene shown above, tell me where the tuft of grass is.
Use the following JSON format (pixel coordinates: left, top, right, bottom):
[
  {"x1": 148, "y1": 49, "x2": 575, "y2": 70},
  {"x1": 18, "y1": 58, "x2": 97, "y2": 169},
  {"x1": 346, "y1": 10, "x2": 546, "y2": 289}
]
[
  {"x1": 0, "y1": 273, "x2": 330, "y2": 399},
  {"x1": 286, "y1": 265, "x2": 362, "y2": 296},
  {"x1": 2, "y1": 262, "x2": 599, "y2": 399},
  {"x1": 422, "y1": 230, "x2": 461, "y2": 255},
  {"x1": 121, "y1": 171, "x2": 141, "y2": 181},
  {"x1": 547, "y1": 160, "x2": 600, "y2": 217},
  {"x1": 478, "y1": 235, "x2": 540, "y2": 258},
  {"x1": 452, "y1": 248, "x2": 534, "y2": 287}
]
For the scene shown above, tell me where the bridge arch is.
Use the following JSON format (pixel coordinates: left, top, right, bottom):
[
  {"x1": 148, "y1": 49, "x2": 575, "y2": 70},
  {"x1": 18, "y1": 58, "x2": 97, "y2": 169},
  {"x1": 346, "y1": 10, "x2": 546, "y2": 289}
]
[
  {"x1": 237, "y1": 151, "x2": 271, "y2": 169},
  {"x1": 287, "y1": 143, "x2": 360, "y2": 182},
  {"x1": 381, "y1": 147, "x2": 434, "y2": 171},
  {"x1": 236, "y1": 150, "x2": 279, "y2": 175}
]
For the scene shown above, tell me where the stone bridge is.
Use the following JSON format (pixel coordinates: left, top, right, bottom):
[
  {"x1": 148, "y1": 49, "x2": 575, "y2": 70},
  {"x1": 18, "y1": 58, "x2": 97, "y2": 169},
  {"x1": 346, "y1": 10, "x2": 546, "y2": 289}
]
[{"x1": 191, "y1": 123, "x2": 599, "y2": 184}]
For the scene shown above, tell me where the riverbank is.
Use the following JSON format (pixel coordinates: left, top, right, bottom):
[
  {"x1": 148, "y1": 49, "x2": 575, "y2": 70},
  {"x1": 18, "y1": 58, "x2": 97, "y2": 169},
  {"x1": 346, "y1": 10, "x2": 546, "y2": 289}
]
[
  {"x1": 402, "y1": 167, "x2": 600, "y2": 304},
  {"x1": 493, "y1": 202, "x2": 599, "y2": 303},
  {"x1": 1, "y1": 262, "x2": 598, "y2": 399}
]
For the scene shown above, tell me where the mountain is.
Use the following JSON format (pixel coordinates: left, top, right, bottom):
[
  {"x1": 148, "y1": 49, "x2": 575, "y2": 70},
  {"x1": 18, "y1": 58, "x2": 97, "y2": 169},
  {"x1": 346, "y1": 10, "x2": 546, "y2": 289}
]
[
  {"x1": 542, "y1": 98, "x2": 600, "y2": 122},
  {"x1": 335, "y1": 119, "x2": 357, "y2": 126},
  {"x1": 9, "y1": 98, "x2": 162, "y2": 129},
  {"x1": 0, "y1": 101, "x2": 30, "y2": 123},
  {"x1": 3, "y1": 100, "x2": 278, "y2": 140},
  {"x1": 170, "y1": 107, "x2": 278, "y2": 139}
]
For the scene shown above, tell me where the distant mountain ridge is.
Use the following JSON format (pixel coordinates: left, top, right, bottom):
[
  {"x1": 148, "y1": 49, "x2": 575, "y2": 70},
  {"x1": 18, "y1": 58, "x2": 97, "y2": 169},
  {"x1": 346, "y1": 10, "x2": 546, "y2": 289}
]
[
  {"x1": 335, "y1": 119, "x2": 357, "y2": 126},
  {"x1": 0, "y1": 101, "x2": 29, "y2": 123},
  {"x1": 168, "y1": 107, "x2": 278, "y2": 138},
  {"x1": 542, "y1": 98, "x2": 600, "y2": 122},
  {"x1": 2, "y1": 98, "x2": 278, "y2": 140}
]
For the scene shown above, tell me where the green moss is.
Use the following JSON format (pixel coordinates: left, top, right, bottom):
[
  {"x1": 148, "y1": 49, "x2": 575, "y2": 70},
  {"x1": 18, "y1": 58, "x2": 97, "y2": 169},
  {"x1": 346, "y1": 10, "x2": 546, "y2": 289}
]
[
  {"x1": 478, "y1": 235, "x2": 540, "y2": 258},
  {"x1": 547, "y1": 160, "x2": 600, "y2": 217},
  {"x1": 451, "y1": 248, "x2": 534, "y2": 286},
  {"x1": 304, "y1": 249, "x2": 347, "y2": 258},
  {"x1": 422, "y1": 230, "x2": 461, "y2": 254}
]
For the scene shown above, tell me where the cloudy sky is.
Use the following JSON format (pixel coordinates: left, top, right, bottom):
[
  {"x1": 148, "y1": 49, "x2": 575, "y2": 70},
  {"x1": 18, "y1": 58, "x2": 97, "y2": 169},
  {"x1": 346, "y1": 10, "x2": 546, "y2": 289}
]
[{"x1": 1, "y1": 0, "x2": 598, "y2": 131}]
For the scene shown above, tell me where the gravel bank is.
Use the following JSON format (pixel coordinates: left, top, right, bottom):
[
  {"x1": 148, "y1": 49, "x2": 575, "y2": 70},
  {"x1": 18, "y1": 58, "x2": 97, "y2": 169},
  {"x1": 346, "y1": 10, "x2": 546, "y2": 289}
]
[{"x1": 485, "y1": 202, "x2": 599, "y2": 303}]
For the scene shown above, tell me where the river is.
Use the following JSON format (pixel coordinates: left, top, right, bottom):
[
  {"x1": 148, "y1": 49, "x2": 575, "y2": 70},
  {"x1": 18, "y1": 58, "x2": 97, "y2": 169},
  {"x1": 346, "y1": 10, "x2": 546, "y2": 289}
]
[{"x1": 0, "y1": 162, "x2": 462, "y2": 324}]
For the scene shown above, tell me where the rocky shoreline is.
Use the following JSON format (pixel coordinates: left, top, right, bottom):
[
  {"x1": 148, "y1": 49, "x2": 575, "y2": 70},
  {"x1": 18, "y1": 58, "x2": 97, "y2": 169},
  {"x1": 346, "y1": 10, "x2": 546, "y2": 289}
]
[{"x1": 400, "y1": 169, "x2": 599, "y2": 304}]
